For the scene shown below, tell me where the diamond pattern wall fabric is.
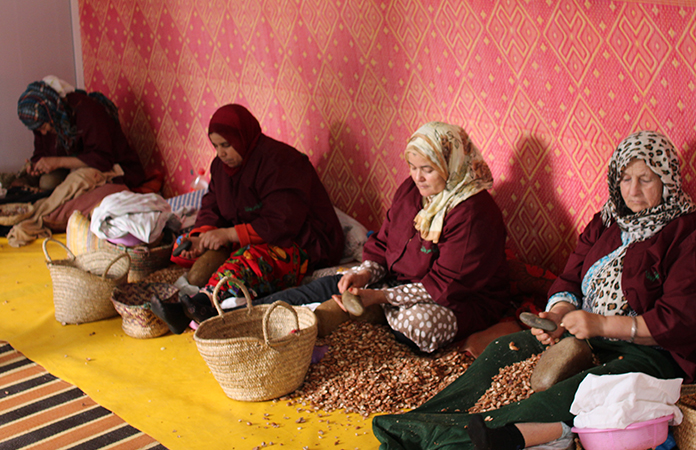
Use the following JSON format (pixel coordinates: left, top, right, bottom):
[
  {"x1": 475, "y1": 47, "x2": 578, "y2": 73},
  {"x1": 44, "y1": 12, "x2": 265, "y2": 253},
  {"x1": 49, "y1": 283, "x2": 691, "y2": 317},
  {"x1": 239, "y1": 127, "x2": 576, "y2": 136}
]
[{"x1": 78, "y1": 0, "x2": 696, "y2": 273}]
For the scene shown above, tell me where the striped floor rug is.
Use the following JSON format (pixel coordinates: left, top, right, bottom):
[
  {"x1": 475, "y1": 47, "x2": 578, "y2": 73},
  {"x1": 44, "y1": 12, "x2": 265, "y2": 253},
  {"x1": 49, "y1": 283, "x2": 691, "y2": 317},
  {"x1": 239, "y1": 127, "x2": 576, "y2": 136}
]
[{"x1": 0, "y1": 342, "x2": 167, "y2": 450}]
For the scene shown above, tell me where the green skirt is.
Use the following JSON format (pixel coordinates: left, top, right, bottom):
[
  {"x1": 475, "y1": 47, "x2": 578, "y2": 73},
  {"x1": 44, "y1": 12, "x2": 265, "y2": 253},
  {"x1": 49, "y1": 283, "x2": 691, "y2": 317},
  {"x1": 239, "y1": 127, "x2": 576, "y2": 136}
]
[{"x1": 372, "y1": 330, "x2": 683, "y2": 450}]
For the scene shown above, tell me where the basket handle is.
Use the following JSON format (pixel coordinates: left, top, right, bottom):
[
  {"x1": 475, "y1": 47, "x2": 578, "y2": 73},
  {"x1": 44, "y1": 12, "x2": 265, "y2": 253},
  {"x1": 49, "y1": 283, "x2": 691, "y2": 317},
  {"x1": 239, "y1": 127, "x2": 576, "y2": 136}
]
[
  {"x1": 42, "y1": 238, "x2": 75, "y2": 263},
  {"x1": 262, "y1": 300, "x2": 301, "y2": 345},
  {"x1": 210, "y1": 276, "x2": 253, "y2": 317},
  {"x1": 101, "y1": 252, "x2": 131, "y2": 280}
]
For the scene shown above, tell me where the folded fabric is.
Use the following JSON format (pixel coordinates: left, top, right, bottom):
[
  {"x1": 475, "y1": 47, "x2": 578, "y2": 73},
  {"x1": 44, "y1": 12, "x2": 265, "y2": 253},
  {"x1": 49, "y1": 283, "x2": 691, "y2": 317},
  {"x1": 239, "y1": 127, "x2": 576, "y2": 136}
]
[
  {"x1": 570, "y1": 373, "x2": 683, "y2": 429},
  {"x1": 7, "y1": 167, "x2": 114, "y2": 247},
  {"x1": 90, "y1": 191, "x2": 180, "y2": 244}
]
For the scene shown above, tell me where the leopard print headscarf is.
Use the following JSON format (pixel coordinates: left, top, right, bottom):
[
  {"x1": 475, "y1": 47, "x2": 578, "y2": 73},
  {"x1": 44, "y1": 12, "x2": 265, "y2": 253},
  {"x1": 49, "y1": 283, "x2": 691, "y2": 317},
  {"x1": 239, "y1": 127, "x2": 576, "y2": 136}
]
[
  {"x1": 584, "y1": 131, "x2": 694, "y2": 316},
  {"x1": 600, "y1": 130, "x2": 694, "y2": 242}
]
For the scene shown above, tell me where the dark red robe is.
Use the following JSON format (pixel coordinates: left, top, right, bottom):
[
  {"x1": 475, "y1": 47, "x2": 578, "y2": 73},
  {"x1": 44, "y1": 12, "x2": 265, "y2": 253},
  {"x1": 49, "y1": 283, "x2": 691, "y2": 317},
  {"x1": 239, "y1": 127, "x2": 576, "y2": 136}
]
[
  {"x1": 362, "y1": 178, "x2": 510, "y2": 340},
  {"x1": 549, "y1": 211, "x2": 696, "y2": 382},
  {"x1": 31, "y1": 91, "x2": 146, "y2": 189},
  {"x1": 195, "y1": 134, "x2": 344, "y2": 270}
]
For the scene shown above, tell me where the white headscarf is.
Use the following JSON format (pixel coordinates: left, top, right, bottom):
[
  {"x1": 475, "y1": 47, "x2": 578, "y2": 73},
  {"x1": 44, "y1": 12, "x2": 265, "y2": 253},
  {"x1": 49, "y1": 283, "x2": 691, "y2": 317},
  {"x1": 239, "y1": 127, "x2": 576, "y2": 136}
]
[
  {"x1": 407, "y1": 122, "x2": 493, "y2": 243},
  {"x1": 42, "y1": 75, "x2": 75, "y2": 98}
]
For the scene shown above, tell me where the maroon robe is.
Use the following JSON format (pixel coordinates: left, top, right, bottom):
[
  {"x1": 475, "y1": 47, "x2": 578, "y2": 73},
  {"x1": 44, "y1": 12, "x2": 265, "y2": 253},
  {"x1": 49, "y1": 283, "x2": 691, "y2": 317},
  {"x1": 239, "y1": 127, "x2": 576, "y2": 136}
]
[
  {"x1": 195, "y1": 134, "x2": 344, "y2": 269},
  {"x1": 362, "y1": 178, "x2": 510, "y2": 340},
  {"x1": 549, "y1": 212, "x2": 696, "y2": 382},
  {"x1": 31, "y1": 91, "x2": 146, "y2": 189}
]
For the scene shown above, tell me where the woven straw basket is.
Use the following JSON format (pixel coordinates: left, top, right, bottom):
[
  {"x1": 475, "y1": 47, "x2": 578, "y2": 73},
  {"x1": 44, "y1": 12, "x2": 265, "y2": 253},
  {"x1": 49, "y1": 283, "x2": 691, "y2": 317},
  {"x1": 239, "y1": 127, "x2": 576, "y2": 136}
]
[
  {"x1": 111, "y1": 283, "x2": 179, "y2": 339},
  {"x1": 674, "y1": 384, "x2": 696, "y2": 448},
  {"x1": 194, "y1": 276, "x2": 317, "y2": 402},
  {"x1": 43, "y1": 238, "x2": 130, "y2": 324},
  {"x1": 105, "y1": 230, "x2": 175, "y2": 283}
]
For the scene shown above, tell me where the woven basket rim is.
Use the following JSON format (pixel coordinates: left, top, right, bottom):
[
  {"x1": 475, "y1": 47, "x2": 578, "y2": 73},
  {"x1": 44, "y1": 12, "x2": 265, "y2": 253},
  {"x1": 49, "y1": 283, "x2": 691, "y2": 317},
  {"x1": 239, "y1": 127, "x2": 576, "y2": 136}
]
[
  {"x1": 44, "y1": 238, "x2": 131, "y2": 279},
  {"x1": 111, "y1": 282, "x2": 179, "y2": 307},
  {"x1": 105, "y1": 231, "x2": 174, "y2": 254},
  {"x1": 194, "y1": 307, "x2": 316, "y2": 342},
  {"x1": 0, "y1": 202, "x2": 34, "y2": 226}
]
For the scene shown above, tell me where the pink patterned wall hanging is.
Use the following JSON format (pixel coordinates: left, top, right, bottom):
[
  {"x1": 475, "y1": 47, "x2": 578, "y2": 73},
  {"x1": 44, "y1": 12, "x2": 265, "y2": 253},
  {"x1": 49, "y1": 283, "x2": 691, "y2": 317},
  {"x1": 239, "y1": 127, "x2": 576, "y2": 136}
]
[{"x1": 78, "y1": 0, "x2": 696, "y2": 273}]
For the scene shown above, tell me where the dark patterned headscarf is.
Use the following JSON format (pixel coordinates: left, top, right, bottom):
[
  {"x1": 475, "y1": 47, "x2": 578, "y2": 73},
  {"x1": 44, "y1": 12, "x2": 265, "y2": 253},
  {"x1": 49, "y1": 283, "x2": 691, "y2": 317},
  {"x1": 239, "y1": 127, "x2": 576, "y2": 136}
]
[
  {"x1": 17, "y1": 81, "x2": 76, "y2": 150},
  {"x1": 601, "y1": 130, "x2": 694, "y2": 241}
]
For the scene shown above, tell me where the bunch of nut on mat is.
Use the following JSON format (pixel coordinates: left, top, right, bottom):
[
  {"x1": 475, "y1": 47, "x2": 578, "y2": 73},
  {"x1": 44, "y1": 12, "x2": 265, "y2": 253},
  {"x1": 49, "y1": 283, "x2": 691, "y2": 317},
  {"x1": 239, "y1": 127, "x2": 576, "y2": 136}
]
[
  {"x1": 141, "y1": 265, "x2": 187, "y2": 285},
  {"x1": 283, "y1": 321, "x2": 474, "y2": 416},
  {"x1": 468, "y1": 352, "x2": 542, "y2": 414},
  {"x1": 469, "y1": 337, "x2": 598, "y2": 415}
]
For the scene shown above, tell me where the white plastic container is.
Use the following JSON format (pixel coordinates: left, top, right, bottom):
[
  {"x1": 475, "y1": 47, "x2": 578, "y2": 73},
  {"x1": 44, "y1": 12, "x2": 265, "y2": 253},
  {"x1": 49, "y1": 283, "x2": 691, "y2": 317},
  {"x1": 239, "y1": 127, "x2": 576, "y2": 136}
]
[{"x1": 190, "y1": 168, "x2": 209, "y2": 192}]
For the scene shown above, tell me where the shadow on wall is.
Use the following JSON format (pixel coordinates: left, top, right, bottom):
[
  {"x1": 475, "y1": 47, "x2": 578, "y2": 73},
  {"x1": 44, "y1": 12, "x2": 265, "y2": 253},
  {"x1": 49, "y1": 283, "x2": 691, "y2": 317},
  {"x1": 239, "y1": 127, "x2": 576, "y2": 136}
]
[
  {"x1": 495, "y1": 133, "x2": 573, "y2": 275},
  {"x1": 319, "y1": 121, "x2": 379, "y2": 228},
  {"x1": 683, "y1": 137, "x2": 696, "y2": 201},
  {"x1": 121, "y1": 91, "x2": 157, "y2": 167}
]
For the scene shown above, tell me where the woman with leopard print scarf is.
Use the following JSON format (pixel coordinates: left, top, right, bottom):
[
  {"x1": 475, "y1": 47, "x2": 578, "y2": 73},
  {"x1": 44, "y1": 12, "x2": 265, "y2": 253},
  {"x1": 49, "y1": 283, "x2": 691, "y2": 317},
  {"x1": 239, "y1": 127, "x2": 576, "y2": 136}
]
[{"x1": 373, "y1": 130, "x2": 696, "y2": 450}]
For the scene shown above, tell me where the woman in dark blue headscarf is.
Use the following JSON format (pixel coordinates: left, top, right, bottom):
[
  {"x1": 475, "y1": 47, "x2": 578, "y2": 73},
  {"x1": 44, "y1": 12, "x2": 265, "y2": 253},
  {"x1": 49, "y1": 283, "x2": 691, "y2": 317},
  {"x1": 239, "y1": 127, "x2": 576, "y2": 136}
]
[{"x1": 16, "y1": 79, "x2": 145, "y2": 190}]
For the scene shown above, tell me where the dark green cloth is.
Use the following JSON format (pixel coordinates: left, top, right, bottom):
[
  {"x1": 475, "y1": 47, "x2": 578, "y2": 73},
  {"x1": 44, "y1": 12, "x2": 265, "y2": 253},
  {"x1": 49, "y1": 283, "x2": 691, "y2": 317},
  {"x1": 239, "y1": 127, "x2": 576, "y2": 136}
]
[{"x1": 372, "y1": 330, "x2": 683, "y2": 450}]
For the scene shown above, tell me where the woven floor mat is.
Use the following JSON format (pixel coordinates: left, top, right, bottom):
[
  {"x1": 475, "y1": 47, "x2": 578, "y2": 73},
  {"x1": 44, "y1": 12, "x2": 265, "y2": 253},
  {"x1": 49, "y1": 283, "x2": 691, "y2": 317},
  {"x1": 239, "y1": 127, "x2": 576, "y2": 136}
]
[{"x1": 0, "y1": 341, "x2": 167, "y2": 450}]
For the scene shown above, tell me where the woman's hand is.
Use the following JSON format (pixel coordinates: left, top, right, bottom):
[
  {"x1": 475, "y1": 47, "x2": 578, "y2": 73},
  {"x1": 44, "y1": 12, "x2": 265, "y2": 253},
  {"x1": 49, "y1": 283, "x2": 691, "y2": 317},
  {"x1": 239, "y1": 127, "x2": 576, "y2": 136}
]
[
  {"x1": 30, "y1": 156, "x2": 87, "y2": 176},
  {"x1": 337, "y1": 270, "x2": 371, "y2": 293},
  {"x1": 179, "y1": 236, "x2": 203, "y2": 260},
  {"x1": 332, "y1": 287, "x2": 387, "y2": 313},
  {"x1": 559, "y1": 310, "x2": 605, "y2": 340},
  {"x1": 531, "y1": 301, "x2": 575, "y2": 345},
  {"x1": 531, "y1": 310, "x2": 566, "y2": 345},
  {"x1": 29, "y1": 157, "x2": 62, "y2": 176},
  {"x1": 198, "y1": 227, "x2": 238, "y2": 250}
]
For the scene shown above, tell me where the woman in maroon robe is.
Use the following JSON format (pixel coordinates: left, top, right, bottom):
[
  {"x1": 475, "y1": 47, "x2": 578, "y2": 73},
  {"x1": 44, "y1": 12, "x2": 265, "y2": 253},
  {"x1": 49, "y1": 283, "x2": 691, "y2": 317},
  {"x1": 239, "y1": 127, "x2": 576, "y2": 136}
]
[
  {"x1": 17, "y1": 80, "x2": 146, "y2": 190},
  {"x1": 258, "y1": 121, "x2": 510, "y2": 353},
  {"x1": 160, "y1": 104, "x2": 344, "y2": 333}
]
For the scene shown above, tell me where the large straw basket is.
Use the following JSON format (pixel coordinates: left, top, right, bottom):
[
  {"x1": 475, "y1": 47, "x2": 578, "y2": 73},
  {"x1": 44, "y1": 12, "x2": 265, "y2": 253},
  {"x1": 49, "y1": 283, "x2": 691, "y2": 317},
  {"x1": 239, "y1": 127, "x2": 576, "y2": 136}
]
[
  {"x1": 674, "y1": 384, "x2": 696, "y2": 448},
  {"x1": 194, "y1": 276, "x2": 317, "y2": 401},
  {"x1": 111, "y1": 283, "x2": 179, "y2": 338},
  {"x1": 43, "y1": 238, "x2": 130, "y2": 324}
]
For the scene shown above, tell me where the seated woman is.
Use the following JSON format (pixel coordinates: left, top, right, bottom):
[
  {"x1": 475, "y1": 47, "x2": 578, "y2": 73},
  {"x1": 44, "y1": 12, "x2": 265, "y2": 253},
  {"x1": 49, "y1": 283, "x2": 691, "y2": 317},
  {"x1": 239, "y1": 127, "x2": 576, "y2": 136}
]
[
  {"x1": 158, "y1": 103, "x2": 345, "y2": 333},
  {"x1": 257, "y1": 121, "x2": 510, "y2": 353},
  {"x1": 371, "y1": 130, "x2": 696, "y2": 449},
  {"x1": 16, "y1": 77, "x2": 146, "y2": 190}
]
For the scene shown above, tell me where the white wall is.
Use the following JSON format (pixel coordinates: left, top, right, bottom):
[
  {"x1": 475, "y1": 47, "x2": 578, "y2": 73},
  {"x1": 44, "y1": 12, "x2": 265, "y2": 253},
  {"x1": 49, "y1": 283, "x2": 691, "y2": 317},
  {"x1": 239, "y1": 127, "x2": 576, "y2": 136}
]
[{"x1": 0, "y1": 0, "x2": 80, "y2": 174}]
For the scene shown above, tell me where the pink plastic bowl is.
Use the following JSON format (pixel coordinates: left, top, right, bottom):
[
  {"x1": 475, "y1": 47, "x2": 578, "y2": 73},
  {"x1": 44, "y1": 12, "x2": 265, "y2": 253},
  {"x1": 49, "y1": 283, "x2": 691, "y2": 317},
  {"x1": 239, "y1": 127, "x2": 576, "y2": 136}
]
[
  {"x1": 572, "y1": 414, "x2": 672, "y2": 450},
  {"x1": 107, "y1": 233, "x2": 145, "y2": 247}
]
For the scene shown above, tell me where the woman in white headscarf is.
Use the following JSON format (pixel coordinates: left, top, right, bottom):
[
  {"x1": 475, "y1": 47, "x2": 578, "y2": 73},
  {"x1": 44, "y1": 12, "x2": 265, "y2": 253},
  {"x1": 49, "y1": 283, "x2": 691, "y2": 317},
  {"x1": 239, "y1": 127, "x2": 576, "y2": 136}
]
[{"x1": 258, "y1": 121, "x2": 510, "y2": 353}]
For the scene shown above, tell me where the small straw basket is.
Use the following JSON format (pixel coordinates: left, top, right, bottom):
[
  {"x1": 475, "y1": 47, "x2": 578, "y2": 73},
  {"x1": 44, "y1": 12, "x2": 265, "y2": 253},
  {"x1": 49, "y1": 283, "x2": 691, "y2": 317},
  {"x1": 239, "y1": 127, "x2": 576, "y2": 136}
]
[
  {"x1": 111, "y1": 282, "x2": 179, "y2": 339},
  {"x1": 43, "y1": 238, "x2": 130, "y2": 324},
  {"x1": 674, "y1": 384, "x2": 696, "y2": 448},
  {"x1": 193, "y1": 276, "x2": 317, "y2": 401},
  {"x1": 104, "y1": 230, "x2": 175, "y2": 283}
]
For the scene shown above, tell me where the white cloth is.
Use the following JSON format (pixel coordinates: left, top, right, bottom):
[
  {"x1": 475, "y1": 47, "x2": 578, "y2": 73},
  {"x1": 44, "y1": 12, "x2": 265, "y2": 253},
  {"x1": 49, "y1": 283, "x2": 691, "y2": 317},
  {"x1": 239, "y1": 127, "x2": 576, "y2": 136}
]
[
  {"x1": 42, "y1": 75, "x2": 75, "y2": 98},
  {"x1": 570, "y1": 373, "x2": 683, "y2": 429},
  {"x1": 90, "y1": 191, "x2": 180, "y2": 244}
]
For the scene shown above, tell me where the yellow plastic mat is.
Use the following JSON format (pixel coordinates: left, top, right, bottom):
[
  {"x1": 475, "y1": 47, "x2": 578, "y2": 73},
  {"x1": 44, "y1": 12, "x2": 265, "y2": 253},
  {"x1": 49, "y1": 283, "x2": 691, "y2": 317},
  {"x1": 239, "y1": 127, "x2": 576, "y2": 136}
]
[{"x1": 0, "y1": 236, "x2": 380, "y2": 449}]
